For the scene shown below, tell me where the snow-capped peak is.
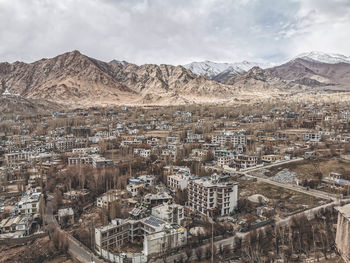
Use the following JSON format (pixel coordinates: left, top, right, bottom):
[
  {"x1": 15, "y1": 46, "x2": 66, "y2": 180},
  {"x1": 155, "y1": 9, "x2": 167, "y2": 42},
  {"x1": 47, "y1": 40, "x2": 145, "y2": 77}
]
[
  {"x1": 295, "y1": 51, "x2": 350, "y2": 64},
  {"x1": 183, "y1": 60, "x2": 273, "y2": 79},
  {"x1": 109, "y1": 59, "x2": 129, "y2": 66}
]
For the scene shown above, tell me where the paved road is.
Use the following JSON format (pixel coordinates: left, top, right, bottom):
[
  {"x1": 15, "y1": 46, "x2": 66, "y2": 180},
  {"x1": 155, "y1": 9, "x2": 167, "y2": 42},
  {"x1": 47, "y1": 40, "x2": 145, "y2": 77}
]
[
  {"x1": 45, "y1": 199, "x2": 104, "y2": 263},
  {"x1": 210, "y1": 158, "x2": 339, "y2": 201},
  {"x1": 245, "y1": 174, "x2": 337, "y2": 200}
]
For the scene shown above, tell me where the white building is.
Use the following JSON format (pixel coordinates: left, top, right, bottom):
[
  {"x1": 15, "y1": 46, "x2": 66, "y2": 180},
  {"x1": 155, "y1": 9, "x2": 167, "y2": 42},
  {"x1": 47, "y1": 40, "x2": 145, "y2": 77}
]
[
  {"x1": 95, "y1": 216, "x2": 187, "y2": 258},
  {"x1": 96, "y1": 190, "x2": 128, "y2": 209},
  {"x1": 134, "y1": 148, "x2": 151, "y2": 158},
  {"x1": 16, "y1": 190, "x2": 42, "y2": 216},
  {"x1": 127, "y1": 180, "x2": 145, "y2": 197},
  {"x1": 211, "y1": 131, "x2": 247, "y2": 147},
  {"x1": 151, "y1": 203, "x2": 184, "y2": 225},
  {"x1": 188, "y1": 174, "x2": 238, "y2": 217},
  {"x1": 167, "y1": 173, "x2": 192, "y2": 192},
  {"x1": 0, "y1": 215, "x2": 33, "y2": 237},
  {"x1": 304, "y1": 131, "x2": 322, "y2": 142},
  {"x1": 143, "y1": 226, "x2": 187, "y2": 256}
]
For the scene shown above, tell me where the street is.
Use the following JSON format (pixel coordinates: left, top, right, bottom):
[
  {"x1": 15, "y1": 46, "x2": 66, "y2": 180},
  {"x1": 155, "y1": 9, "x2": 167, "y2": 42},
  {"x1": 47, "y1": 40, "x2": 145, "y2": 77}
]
[{"x1": 45, "y1": 199, "x2": 105, "y2": 263}]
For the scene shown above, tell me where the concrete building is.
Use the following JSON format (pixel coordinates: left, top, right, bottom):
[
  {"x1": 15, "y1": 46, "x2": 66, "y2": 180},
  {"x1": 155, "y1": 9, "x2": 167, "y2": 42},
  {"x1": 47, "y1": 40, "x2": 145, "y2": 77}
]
[
  {"x1": 4, "y1": 151, "x2": 35, "y2": 167},
  {"x1": 137, "y1": 174, "x2": 156, "y2": 186},
  {"x1": 58, "y1": 207, "x2": 74, "y2": 226},
  {"x1": 92, "y1": 155, "x2": 114, "y2": 168},
  {"x1": 151, "y1": 203, "x2": 184, "y2": 225},
  {"x1": 127, "y1": 180, "x2": 145, "y2": 197},
  {"x1": 143, "y1": 226, "x2": 187, "y2": 256},
  {"x1": 336, "y1": 204, "x2": 350, "y2": 263},
  {"x1": 303, "y1": 131, "x2": 322, "y2": 142},
  {"x1": 96, "y1": 190, "x2": 128, "y2": 209},
  {"x1": 233, "y1": 154, "x2": 258, "y2": 169},
  {"x1": 95, "y1": 216, "x2": 187, "y2": 257},
  {"x1": 188, "y1": 173, "x2": 238, "y2": 217},
  {"x1": 211, "y1": 131, "x2": 247, "y2": 147},
  {"x1": 261, "y1": 154, "x2": 284, "y2": 163},
  {"x1": 134, "y1": 148, "x2": 151, "y2": 158},
  {"x1": 186, "y1": 132, "x2": 203, "y2": 143},
  {"x1": 15, "y1": 190, "x2": 41, "y2": 216},
  {"x1": 143, "y1": 192, "x2": 173, "y2": 207},
  {"x1": 167, "y1": 173, "x2": 192, "y2": 192},
  {"x1": 0, "y1": 215, "x2": 33, "y2": 237},
  {"x1": 68, "y1": 155, "x2": 93, "y2": 165}
]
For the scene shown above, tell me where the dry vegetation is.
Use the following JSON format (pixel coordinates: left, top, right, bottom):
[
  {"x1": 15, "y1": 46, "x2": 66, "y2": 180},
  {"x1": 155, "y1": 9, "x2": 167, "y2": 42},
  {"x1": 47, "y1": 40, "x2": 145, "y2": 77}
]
[
  {"x1": 236, "y1": 179, "x2": 322, "y2": 223},
  {"x1": 0, "y1": 236, "x2": 72, "y2": 263}
]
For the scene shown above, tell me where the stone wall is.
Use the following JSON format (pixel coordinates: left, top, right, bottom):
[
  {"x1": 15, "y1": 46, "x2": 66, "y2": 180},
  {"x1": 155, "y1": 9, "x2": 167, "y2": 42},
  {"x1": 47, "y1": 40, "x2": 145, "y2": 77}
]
[{"x1": 336, "y1": 213, "x2": 350, "y2": 263}]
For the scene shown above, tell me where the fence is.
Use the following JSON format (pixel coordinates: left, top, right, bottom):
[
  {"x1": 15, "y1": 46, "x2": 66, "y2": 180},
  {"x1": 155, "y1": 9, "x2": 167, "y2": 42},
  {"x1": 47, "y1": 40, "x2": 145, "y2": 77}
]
[{"x1": 100, "y1": 248, "x2": 147, "y2": 263}]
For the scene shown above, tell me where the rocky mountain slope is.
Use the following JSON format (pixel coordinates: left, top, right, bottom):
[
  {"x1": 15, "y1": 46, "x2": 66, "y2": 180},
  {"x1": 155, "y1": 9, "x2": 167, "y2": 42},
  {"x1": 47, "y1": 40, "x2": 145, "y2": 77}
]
[
  {"x1": 265, "y1": 58, "x2": 350, "y2": 91},
  {"x1": 0, "y1": 51, "x2": 239, "y2": 106},
  {"x1": 0, "y1": 95, "x2": 62, "y2": 116},
  {"x1": 0, "y1": 50, "x2": 349, "y2": 107}
]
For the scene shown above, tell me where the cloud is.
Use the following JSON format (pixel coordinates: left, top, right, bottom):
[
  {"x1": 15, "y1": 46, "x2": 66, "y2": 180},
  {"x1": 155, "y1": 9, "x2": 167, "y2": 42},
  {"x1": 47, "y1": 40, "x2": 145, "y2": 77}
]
[
  {"x1": 288, "y1": 0, "x2": 350, "y2": 56},
  {"x1": 0, "y1": 0, "x2": 349, "y2": 64}
]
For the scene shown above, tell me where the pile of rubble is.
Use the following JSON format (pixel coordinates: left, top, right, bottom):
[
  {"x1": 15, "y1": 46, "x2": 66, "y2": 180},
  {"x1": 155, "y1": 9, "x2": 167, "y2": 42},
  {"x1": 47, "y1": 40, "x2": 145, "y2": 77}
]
[{"x1": 271, "y1": 169, "x2": 298, "y2": 184}]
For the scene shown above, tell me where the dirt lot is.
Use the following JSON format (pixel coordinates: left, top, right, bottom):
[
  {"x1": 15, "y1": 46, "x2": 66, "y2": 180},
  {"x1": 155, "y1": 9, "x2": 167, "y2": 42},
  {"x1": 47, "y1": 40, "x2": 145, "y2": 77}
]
[
  {"x1": 268, "y1": 157, "x2": 350, "y2": 181},
  {"x1": 0, "y1": 236, "x2": 72, "y2": 263},
  {"x1": 237, "y1": 178, "x2": 323, "y2": 215},
  {"x1": 144, "y1": 130, "x2": 172, "y2": 137},
  {"x1": 104, "y1": 149, "x2": 133, "y2": 163}
]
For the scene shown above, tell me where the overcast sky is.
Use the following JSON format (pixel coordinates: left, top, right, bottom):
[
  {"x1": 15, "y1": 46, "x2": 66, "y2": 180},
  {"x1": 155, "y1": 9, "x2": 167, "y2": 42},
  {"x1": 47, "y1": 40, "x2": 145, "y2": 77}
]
[{"x1": 0, "y1": 0, "x2": 350, "y2": 65}]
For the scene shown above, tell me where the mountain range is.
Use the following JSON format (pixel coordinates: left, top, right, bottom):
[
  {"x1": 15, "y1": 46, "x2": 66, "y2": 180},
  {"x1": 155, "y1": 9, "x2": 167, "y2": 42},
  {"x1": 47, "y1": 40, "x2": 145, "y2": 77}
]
[
  {"x1": 0, "y1": 51, "x2": 350, "y2": 107},
  {"x1": 183, "y1": 60, "x2": 273, "y2": 82}
]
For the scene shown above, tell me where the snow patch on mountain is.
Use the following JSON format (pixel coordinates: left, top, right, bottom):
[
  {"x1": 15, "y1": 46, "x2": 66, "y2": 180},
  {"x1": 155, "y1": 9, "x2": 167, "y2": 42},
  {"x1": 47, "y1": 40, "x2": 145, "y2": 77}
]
[
  {"x1": 295, "y1": 51, "x2": 350, "y2": 64},
  {"x1": 183, "y1": 60, "x2": 273, "y2": 79},
  {"x1": 109, "y1": 59, "x2": 129, "y2": 66}
]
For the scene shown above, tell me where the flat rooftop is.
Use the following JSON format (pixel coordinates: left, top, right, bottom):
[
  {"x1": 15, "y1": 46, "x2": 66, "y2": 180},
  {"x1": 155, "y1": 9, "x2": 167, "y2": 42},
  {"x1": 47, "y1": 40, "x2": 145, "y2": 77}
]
[{"x1": 338, "y1": 204, "x2": 350, "y2": 219}]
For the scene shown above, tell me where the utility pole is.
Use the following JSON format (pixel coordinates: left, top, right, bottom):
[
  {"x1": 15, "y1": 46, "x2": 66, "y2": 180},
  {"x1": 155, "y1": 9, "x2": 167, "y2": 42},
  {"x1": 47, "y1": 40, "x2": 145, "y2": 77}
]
[
  {"x1": 211, "y1": 221, "x2": 214, "y2": 263},
  {"x1": 90, "y1": 218, "x2": 95, "y2": 263}
]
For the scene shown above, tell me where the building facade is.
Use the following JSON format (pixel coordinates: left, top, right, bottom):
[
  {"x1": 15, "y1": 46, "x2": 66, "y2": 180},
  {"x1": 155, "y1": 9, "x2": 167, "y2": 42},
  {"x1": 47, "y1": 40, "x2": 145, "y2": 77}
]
[{"x1": 188, "y1": 174, "x2": 238, "y2": 217}]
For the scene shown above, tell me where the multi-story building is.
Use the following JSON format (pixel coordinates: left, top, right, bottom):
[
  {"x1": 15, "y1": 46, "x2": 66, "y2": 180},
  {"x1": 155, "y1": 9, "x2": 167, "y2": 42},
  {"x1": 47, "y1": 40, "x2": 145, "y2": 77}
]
[
  {"x1": 143, "y1": 192, "x2": 173, "y2": 207},
  {"x1": 127, "y1": 180, "x2": 145, "y2": 197},
  {"x1": 233, "y1": 154, "x2": 258, "y2": 169},
  {"x1": 0, "y1": 215, "x2": 33, "y2": 237},
  {"x1": 68, "y1": 155, "x2": 93, "y2": 165},
  {"x1": 72, "y1": 147, "x2": 99, "y2": 155},
  {"x1": 167, "y1": 173, "x2": 192, "y2": 192},
  {"x1": 96, "y1": 190, "x2": 128, "y2": 209},
  {"x1": 211, "y1": 131, "x2": 247, "y2": 147},
  {"x1": 303, "y1": 131, "x2": 322, "y2": 142},
  {"x1": 134, "y1": 148, "x2": 151, "y2": 158},
  {"x1": 261, "y1": 154, "x2": 284, "y2": 163},
  {"x1": 15, "y1": 190, "x2": 42, "y2": 216},
  {"x1": 187, "y1": 173, "x2": 238, "y2": 217},
  {"x1": 4, "y1": 152, "x2": 35, "y2": 167},
  {"x1": 186, "y1": 132, "x2": 203, "y2": 143},
  {"x1": 92, "y1": 155, "x2": 114, "y2": 168},
  {"x1": 190, "y1": 148, "x2": 209, "y2": 161},
  {"x1": 151, "y1": 203, "x2": 184, "y2": 225},
  {"x1": 95, "y1": 216, "x2": 187, "y2": 257},
  {"x1": 161, "y1": 149, "x2": 177, "y2": 162}
]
